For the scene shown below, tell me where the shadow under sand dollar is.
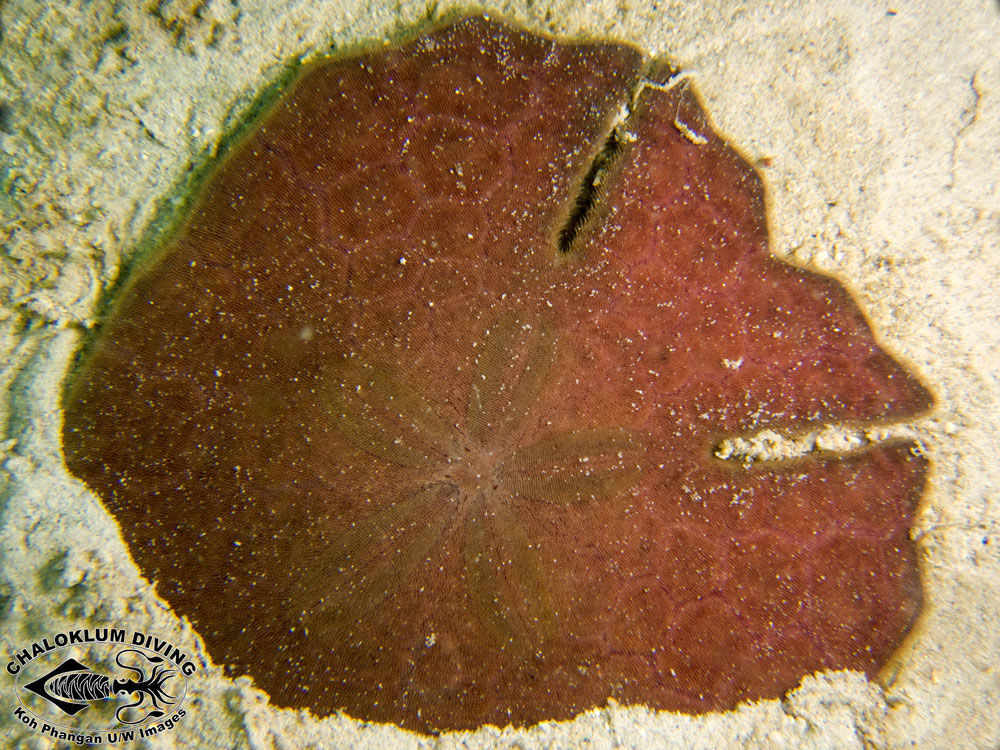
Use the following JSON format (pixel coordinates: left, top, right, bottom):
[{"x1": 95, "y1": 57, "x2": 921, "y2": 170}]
[{"x1": 62, "y1": 13, "x2": 931, "y2": 735}]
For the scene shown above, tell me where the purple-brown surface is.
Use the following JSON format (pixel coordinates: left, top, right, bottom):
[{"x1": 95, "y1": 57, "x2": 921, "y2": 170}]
[{"x1": 62, "y1": 15, "x2": 932, "y2": 734}]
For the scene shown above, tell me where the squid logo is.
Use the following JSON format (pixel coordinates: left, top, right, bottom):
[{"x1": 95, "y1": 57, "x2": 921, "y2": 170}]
[{"x1": 21, "y1": 649, "x2": 178, "y2": 726}]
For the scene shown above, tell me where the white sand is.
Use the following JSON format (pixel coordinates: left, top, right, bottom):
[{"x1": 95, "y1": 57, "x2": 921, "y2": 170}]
[{"x1": 1, "y1": 0, "x2": 997, "y2": 747}]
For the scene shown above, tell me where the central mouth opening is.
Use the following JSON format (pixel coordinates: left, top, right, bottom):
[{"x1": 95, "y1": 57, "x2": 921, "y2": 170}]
[{"x1": 441, "y1": 445, "x2": 504, "y2": 499}]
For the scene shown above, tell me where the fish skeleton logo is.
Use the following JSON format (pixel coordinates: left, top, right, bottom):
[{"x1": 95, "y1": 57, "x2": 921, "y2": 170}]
[
  {"x1": 23, "y1": 649, "x2": 177, "y2": 724},
  {"x1": 9, "y1": 628, "x2": 194, "y2": 744}
]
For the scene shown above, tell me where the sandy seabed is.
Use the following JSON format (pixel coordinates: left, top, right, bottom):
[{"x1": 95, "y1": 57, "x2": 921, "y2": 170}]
[{"x1": 1, "y1": 1, "x2": 997, "y2": 747}]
